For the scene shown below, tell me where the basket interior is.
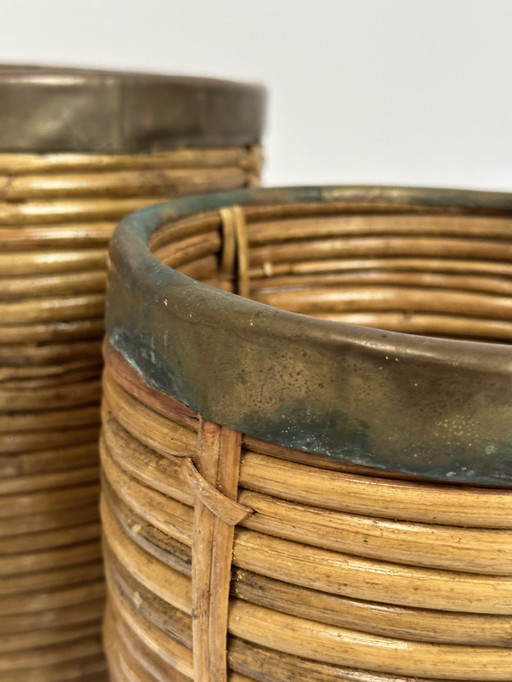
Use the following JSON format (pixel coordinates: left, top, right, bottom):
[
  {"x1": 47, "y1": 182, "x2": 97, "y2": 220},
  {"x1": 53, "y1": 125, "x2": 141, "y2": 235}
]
[{"x1": 149, "y1": 202, "x2": 512, "y2": 344}]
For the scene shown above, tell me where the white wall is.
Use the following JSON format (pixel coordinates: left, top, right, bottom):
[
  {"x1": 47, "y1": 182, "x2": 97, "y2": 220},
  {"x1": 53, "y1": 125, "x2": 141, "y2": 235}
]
[{"x1": 2, "y1": 0, "x2": 511, "y2": 191}]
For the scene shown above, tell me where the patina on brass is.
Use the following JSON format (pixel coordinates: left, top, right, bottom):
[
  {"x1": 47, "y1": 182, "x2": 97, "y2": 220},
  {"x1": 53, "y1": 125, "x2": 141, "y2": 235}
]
[
  {"x1": 106, "y1": 186, "x2": 512, "y2": 487},
  {"x1": 0, "y1": 65, "x2": 265, "y2": 152}
]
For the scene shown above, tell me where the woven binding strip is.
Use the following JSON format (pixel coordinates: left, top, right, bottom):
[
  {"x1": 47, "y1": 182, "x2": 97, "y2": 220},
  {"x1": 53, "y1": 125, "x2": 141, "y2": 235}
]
[
  {"x1": 220, "y1": 206, "x2": 250, "y2": 297},
  {"x1": 191, "y1": 421, "x2": 249, "y2": 681}
]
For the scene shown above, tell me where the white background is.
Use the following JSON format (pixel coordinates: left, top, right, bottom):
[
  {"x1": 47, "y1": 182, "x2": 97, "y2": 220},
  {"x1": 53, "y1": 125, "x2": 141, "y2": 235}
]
[{"x1": 2, "y1": 0, "x2": 511, "y2": 191}]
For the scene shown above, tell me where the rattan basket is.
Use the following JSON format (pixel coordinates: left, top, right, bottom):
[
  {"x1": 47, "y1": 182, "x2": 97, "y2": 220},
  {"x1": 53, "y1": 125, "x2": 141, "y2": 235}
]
[
  {"x1": 0, "y1": 66, "x2": 264, "y2": 682},
  {"x1": 102, "y1": 186, "x2": 512, "y2": 682}
]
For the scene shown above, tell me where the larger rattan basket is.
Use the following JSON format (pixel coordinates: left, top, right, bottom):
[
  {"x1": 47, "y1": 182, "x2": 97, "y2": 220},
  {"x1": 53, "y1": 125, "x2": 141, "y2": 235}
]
[
  {"x1": 102, "y1": 186, "x2": 512, "y2": 682},
  {"x1": 0, "y1": 66, "x2": 264, "y2": 682}
]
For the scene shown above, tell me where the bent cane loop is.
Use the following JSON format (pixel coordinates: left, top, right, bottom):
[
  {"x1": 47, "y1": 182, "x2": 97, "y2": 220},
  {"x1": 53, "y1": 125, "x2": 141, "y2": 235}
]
[{"x1": 186, "y1": 418, "x2": 252, "y2": 682}]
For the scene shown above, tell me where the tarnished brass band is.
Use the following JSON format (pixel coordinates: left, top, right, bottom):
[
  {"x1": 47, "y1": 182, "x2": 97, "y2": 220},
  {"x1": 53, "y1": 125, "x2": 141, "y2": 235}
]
[
  {"x1": 106, "y1": 186, "x2": 512, "y2": 486},
  {"x1": 0, "y1": 65, "x2": 266, "y2": 152}
]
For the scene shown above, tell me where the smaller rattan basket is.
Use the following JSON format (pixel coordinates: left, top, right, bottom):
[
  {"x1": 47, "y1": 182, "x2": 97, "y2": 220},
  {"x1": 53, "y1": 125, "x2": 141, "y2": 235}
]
[
  {"x1": 102, "y1": 186, "x2": 512, "y2": 682},
  {"x1": 0, "y1": 66, "x2": 264, "y2": 682}
]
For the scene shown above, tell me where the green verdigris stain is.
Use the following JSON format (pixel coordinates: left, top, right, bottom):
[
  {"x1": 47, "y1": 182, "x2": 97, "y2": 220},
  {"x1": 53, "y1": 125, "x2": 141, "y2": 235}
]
[{"x1": 106, "y1": 185, "x2": 512, "y2": 487}]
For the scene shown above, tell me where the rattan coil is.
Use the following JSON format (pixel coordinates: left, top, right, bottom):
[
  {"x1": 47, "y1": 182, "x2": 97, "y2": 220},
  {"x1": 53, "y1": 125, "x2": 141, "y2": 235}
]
[
  {"x1": 101, "y1": 350, "x2": 512, "y2": 680},
  {"x1": 1, "y1": 133, "x2": 261, "y2": 680},
  {"x1": 101, "y1": 187, "x2": 512, "y2": 681}
]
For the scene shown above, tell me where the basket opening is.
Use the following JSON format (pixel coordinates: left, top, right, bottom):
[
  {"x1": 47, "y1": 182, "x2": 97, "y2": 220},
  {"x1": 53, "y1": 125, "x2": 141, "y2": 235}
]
[{"x1": 150, "y1": 204, "x2": 512, "y2": 345}]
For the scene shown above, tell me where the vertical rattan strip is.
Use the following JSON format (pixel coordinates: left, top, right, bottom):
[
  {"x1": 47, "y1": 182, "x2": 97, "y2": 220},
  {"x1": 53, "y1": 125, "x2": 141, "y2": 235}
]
[
  {"x1": 189, "y1": 419, "x2": 249, "y2": 681},
  {"x1": 219, "y1": 206, "x2": 249, "y2": 298}
]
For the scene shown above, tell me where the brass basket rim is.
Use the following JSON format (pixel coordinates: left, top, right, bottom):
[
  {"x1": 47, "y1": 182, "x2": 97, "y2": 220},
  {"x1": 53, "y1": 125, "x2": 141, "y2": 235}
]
[
  {"x1": 0, "y1": 63, "x2": 266, "y2": 153},
  {"x1": 106, "y1": 185, "x2": 512, "y2": 485}
]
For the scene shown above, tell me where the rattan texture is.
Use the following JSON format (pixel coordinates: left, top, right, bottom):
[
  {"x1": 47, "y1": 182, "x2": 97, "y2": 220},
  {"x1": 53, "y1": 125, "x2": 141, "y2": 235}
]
[
  {"x1": 102, "y1": 200, "x2": 512, "y2": 681},
  {"x1": 0, "y1": 147, "x2": 261, "y2": 682},
  {"x1": 151, "y1": 203, "x2": 512, "y2": 342}
]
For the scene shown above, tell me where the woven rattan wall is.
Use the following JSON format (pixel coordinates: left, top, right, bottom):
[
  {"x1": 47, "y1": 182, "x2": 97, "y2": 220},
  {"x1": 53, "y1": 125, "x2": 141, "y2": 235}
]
[
  {"x1": 0, "y1": 67, "x2": 264, "y2": 682},
  {"x1": 102, "y1": 188, "x2": 512, "y2": 681}
]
